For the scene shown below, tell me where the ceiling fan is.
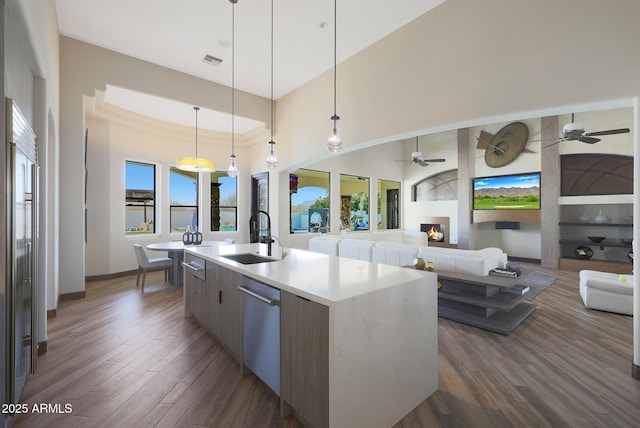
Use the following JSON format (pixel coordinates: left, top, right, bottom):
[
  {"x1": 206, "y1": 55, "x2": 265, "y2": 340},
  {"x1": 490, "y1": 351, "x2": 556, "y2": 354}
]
[
  {"x1": 548, "y1": 113, "x2": 630, "y2": 146},
  {"x1": 396, "y1": 136, "x2": 446, "y2": 167}
]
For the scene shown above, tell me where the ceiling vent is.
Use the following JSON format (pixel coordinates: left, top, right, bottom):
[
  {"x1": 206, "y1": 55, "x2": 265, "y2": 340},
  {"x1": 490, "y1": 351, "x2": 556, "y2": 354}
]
[{"x1": 202, "y1": 55, "x2": 223, "y2": 66}]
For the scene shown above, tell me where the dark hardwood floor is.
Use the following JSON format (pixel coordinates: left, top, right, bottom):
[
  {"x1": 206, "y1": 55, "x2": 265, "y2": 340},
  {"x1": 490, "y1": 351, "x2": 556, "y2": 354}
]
[{"x1": 9, "y1": 265, "x2": 640, "y2": 427}]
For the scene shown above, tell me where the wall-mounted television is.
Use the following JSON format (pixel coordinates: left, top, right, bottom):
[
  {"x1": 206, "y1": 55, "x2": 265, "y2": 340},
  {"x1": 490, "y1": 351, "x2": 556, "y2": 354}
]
[{"x1": 473, "y1": 172, "x2": 540, "y2": 210}]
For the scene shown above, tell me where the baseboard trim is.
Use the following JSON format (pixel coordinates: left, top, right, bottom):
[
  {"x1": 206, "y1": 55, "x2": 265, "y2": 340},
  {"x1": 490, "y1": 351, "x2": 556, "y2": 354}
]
[
  {"x1": 59, "y1": 291, "x2": 86, "y2": 302},
  {"x1": 633, "y1": 362, "x2": 640, "y2": 380},
  {"x1": 47, "y1": 308, "x2": 57, "y2": 319},
  {"x1": 38, "y1": 341, "x2": 48, "y2": 355},
  {"x1": 85, "y1": 269, "x2": 137, "y2": 282}
]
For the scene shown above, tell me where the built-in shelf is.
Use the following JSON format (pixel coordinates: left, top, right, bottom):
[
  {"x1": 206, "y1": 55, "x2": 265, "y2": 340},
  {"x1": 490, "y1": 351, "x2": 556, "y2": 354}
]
[
  {"x1": 473, "y1": 209, "x2": 541, "y2": 225},
  {"x1": 558, "y1": 239, "x2": 632, "y2": 249},
  {"x1": 559, "y1": 222, "x2": 632, "y2": 227},
  {"x1": 558, "y1": 204, "x2": 633, "y2": 271}
]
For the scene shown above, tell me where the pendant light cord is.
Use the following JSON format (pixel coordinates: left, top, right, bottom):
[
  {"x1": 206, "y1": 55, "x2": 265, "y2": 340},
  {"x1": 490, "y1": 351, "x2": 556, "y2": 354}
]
[
  {"x1": 194, "y1": 106, "x2": 199, "y2": 157},
  {"x1": 231, "y1": 0, "x2": 236, "y2": 156},
  {"x1": 270, "y1": 0, "x2": 274, "y2": 141},
  {"x1": 332, "y1": 0, "x2": 337, "y2": 118}
]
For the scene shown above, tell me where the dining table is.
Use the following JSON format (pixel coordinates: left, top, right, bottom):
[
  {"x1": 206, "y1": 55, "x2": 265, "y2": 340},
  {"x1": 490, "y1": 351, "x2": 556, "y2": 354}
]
[{"x1": 146, "y1": 240, "x2": 229, "y2": 286}]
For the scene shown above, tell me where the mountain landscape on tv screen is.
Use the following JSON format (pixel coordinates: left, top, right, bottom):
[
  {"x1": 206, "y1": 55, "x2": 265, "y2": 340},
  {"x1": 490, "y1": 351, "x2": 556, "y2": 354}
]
[{"x1": 474, "y1": 186, "x2": 540, "y2": 210}]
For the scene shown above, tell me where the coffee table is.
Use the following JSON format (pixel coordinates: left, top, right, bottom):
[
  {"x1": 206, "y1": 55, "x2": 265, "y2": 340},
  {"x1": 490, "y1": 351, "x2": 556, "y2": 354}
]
[{"x1": 436, "y1": 268, "x2": 536, "y2": 335}]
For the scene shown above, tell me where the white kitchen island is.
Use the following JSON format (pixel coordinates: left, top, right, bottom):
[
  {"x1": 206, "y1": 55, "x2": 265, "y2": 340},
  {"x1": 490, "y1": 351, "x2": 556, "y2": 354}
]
[{"x1": 184, "y1": 243, "x2": 438, "y2": 428}]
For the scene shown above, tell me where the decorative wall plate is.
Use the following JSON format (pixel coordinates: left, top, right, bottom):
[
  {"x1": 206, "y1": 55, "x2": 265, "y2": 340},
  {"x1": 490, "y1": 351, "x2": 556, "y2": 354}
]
[{"x1": 483, "y1": 122, "x2": 529, "y2": 168}]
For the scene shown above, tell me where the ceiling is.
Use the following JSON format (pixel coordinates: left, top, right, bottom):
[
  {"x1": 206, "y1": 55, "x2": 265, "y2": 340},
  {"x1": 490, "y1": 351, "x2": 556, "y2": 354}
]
[{"x1": 55, "y1": 0, "x2": 446, "y2": 132}]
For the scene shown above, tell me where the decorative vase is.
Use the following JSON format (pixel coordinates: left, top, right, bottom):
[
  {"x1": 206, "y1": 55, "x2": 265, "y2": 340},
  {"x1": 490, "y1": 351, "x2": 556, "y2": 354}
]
[
  {"x1": 579, "y1": 210, "x2": 590, "y2": 223},
  {"x1": 594, "y1": 209, "x2": 607, "y2": 223}
]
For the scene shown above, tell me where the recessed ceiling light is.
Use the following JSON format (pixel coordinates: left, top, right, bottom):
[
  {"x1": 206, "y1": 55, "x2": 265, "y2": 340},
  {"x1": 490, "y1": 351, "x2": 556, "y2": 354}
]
[
  {"x1": 203, "y1": 55, "x2": 223, "y2": 66},
  {"x1": 318, "y1": 21, "x2": 328, "y2": 29}
]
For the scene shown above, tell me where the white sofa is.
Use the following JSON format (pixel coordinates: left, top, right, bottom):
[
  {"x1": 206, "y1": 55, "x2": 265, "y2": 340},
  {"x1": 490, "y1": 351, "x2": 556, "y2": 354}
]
[
  {"x1": 309, "y1": 234, "x2": 508, "y2": 275},
  {"x1": 579, "y1": 270, "x2": 633, "y2": 315},
  {"x1": 307, "y1": 235, "x2": 342, "y2": 256},
  {"x1": 372, "y1": 242, "x2": 418, "y2": 267},
  {"x1": 417, "y1": 246, "x2": 507, "y2": 276},
  {"x1": 338, "y1": 239, "x2": 375, "y2": 261}
]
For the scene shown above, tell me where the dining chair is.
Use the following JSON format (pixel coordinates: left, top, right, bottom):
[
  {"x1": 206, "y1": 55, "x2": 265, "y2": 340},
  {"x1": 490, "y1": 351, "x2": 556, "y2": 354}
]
[{"x1": 133, "y1": 244, "x2": 173, "y2": 291}]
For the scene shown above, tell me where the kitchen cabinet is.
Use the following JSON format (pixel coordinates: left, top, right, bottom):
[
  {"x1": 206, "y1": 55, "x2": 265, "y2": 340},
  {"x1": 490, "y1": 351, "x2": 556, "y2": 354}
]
[
  {"x1": 184, "y1": 254, "x2": 242, "y2": 362},
  {"x1": 184, "y1": 243, "x2": 438, "y2": 428},
  {"x1": 281, "y1": 291, "x2": 329, "y2": 428},
  {"x1": 183, "y1": 253, "x2": 207, "y2": 323},
  {"x1": 216, "y1": 265, "x2": 242, "y2": 361}
]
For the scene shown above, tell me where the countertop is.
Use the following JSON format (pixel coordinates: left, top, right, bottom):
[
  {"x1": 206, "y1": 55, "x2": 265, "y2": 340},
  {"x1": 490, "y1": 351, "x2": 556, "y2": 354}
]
[{"x1": 185, "y1": 243, "x2": 435, "y2": 306}]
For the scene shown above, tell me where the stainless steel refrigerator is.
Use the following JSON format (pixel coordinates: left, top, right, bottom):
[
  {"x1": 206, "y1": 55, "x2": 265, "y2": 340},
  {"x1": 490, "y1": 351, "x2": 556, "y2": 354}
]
[{"x1": 2, "y1": 98, "x2": 38, "y2": 415}]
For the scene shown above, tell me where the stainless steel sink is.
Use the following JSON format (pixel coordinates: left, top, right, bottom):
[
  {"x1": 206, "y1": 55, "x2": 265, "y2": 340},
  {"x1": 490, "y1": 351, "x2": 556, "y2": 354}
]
[{"x1": 220, "y1": 253, "x2": 278, "y2": 264}]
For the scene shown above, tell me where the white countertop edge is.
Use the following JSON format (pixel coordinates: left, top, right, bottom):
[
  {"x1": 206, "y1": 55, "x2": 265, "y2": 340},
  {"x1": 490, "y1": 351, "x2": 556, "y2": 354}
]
[{"x1": 185, "y1": 243, "x2": 435, "y2": 306}]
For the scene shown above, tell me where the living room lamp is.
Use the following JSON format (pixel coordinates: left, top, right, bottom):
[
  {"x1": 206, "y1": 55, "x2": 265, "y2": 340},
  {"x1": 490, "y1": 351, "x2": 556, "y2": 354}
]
[
  {"x1": 227, "y1": 0, "x2": 239, "y2": 178},
  {"x1": 177, "y1": 106, "x2": 215, "y2": 173},
  {"x1": 327, "y1": 0, "x2": 342, "y2": 153},
  {"x1": 265, "y1": 0, "x2": 278, "y2": 169}
]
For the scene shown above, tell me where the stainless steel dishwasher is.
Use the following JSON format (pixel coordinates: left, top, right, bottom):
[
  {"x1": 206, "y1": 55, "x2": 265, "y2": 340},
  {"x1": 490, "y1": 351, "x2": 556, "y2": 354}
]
[{"x1": 238, "y1": 277, "x2": 281, "y2": 396}]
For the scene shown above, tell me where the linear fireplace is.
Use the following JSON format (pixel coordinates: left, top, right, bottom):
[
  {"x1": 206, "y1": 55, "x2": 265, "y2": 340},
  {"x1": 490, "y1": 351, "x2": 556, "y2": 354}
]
[
  {"x1": 419, "y1": 216, "x2": 454, "y2": 248},
  {"x1": 421, "y1": 223, "x2": 445, "y2": 242}
]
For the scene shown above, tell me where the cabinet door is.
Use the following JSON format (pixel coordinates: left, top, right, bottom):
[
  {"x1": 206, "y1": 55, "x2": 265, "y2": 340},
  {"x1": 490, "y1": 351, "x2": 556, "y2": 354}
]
[
  {"x1": 206, "y1": 261, "x2": 222, "y2": 337},
  {"x1": 219, "y1": 267, "x2": 243, "y2": 361},
  {"x1": 184, "y1": 273, "x2": 207, "y2": 325},
  {"x1": 281, "y1": 291, "x2": 329, "y2": 428},
  {"x1": 184, "y1": 255, "x2": 207, "y2": 323}
]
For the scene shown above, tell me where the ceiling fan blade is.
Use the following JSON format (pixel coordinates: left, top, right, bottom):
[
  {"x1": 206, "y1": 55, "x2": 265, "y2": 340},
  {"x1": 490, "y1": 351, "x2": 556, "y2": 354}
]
[
  {"x1": 584, "y1": 128, "x2": 630, "y2": 137},
  {"x1": 421, "y1": 158, "x2": 446, "y2": 162},
  {"x1": 578, "y1": 136, "x2": 601, "y2": 144}
]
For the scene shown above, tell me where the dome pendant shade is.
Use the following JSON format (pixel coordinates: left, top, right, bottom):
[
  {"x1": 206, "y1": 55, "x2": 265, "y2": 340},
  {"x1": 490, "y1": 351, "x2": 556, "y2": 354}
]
[
  {"x1": 177, "y1": 157, "x2": 215, "y2": 172},
  {"x1": 178, "y1": 106, "x2": 215, "y2": 173}
]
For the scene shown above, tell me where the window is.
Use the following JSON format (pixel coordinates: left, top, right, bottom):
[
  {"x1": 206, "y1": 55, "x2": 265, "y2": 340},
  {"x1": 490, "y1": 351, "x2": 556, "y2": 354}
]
[
  {"x1": 211, "y1": 171, "x2": 237, "y2": 231},
  {"x1": 290, "y1": 168, "x2": 330, "y2": 233},
  {"x1": 125, "y1": 161, "x2": 156, "y2": 235},
  {"x1": 340, "y1": 174, "x2": 370, "y2": 231},
  {"x1": 378, "y1": 179, "x2": 400, "y2": 230},
  {"x1": 170, "y1": 167, "x2": 199, "y2": 233}
]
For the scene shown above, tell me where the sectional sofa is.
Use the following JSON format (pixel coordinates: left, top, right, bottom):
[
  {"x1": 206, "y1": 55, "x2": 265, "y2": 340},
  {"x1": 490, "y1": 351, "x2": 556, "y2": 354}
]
[{"x1": 308, "y1": 232, "x2": 508, "y2": 276}]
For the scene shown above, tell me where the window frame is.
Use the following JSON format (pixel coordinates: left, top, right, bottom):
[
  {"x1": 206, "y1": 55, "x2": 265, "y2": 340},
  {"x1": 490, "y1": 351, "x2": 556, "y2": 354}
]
[
  {"x1": 125, "y1": 160, "x2": 158, "y2": 236},
  {"x1": 211, "y1": 171, "x2": 238, "y2": 232},
  {"x1": 169, "y1": 166, "x2": 200, "y2": 234}
]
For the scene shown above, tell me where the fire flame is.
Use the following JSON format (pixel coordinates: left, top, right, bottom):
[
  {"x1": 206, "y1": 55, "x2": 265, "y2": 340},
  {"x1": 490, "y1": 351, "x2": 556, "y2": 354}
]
[{"x1": 427, "y1": 225, "x2": 444, "y2": 241}]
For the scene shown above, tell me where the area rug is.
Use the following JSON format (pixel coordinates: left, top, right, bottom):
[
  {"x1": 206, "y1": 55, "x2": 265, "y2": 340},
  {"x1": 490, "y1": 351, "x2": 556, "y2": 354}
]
[{"x1": 515, "y1": 272, "x2": 557, "y2": 300}]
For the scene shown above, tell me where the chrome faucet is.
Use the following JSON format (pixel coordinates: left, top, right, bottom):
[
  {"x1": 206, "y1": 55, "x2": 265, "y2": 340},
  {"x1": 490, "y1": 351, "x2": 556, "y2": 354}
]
[{"x1": 271, "y1": 235, "x2": 288, "y2": 260}]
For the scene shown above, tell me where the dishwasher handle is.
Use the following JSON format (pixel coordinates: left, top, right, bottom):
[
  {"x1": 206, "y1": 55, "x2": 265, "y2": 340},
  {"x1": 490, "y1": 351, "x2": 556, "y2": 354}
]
[
  {"x1": 238, "y1": 285, "x2": 280, "y2": 306},
  {"x1": 182, "y1": 261, "x2": 204, "y2": 272}
]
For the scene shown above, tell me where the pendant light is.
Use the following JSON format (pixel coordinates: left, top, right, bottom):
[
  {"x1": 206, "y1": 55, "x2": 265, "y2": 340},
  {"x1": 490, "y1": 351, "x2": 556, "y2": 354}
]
[
  {"x1": 327, "y1": 0, "x2": 342, "y2": 153},
  {"x1": 177, "y1": 106, "x2": 216, "y2": 172},
  {"x1": 227, "y1": 0, "x2": 239, "y2": 178},
  {"x1": 265, "y1": 0, "x2": 278, "y2": 169}
]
